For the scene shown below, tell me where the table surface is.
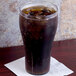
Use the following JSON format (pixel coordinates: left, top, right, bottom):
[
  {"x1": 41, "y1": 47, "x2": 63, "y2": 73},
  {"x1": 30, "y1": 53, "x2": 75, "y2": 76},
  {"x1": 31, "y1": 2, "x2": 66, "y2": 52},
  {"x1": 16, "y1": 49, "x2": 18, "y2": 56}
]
[{"x1": 0, "y1": 39, "x2": 76, "y2": 76}]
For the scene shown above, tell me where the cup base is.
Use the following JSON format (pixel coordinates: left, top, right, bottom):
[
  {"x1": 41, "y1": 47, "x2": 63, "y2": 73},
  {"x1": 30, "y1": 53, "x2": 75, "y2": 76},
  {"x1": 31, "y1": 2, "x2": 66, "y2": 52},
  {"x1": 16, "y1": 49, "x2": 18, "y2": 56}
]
[{"x1": 26, "y1": 69, "x2": 50, "y2": 75}]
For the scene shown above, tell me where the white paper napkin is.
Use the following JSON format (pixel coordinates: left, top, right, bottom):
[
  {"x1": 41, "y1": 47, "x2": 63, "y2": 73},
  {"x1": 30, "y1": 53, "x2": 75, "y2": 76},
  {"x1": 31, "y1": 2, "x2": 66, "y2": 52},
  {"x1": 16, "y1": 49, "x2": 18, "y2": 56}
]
[{"x1": 4, "y1": 57, "x2": 74, "y2": 76}]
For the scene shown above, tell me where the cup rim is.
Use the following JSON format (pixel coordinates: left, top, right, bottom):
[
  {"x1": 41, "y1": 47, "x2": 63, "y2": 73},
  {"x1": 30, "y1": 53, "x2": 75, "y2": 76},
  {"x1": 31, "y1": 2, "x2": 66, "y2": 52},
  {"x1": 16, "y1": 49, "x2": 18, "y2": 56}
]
[{"x1": 19, "y1": 2, "x2": 58, "y2": 20}]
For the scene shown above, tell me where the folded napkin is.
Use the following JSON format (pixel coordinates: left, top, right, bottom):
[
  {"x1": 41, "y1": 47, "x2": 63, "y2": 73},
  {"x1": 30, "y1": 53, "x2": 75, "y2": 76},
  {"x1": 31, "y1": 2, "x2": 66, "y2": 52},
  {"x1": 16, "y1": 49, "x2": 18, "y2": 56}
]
[{"x1": 4, "y1": 57, "x2": 74, "y2": 76}]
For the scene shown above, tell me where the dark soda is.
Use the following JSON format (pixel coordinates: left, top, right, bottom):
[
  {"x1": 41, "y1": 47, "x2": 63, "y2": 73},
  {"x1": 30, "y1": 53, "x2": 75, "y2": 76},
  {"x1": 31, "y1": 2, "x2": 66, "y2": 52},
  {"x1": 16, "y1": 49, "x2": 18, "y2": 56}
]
[{"x1": 19, "y1": 5, "x2": 58, "y2": 75}]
